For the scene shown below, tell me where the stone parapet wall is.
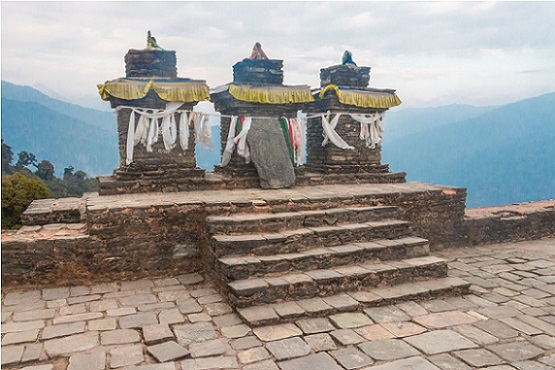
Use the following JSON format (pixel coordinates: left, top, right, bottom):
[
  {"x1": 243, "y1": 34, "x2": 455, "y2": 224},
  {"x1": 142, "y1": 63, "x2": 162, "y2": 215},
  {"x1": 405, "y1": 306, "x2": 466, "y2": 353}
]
[
  {"x1": 461, "y1": 200, "x2": 555, "y2": 245},
  {"x1": 21, "y1": 197, "x2": 85, "y2": 226},
  {"x1": 1, "y1": 235, "x2": 102, "y2": 286}
]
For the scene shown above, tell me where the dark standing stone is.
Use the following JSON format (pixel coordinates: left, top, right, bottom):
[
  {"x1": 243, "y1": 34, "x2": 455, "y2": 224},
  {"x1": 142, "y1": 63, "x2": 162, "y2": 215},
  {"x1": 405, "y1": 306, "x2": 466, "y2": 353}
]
[{"x1": 247, "y1": 118, "x2": 295, "y2": 189}]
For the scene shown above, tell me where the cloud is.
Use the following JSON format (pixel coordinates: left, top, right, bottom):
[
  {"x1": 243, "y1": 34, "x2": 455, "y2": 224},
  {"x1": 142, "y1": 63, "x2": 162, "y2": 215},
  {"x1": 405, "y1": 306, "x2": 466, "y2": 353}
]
[{"x1": 1, "y1": 1, "x2": 554, "y2": 109}]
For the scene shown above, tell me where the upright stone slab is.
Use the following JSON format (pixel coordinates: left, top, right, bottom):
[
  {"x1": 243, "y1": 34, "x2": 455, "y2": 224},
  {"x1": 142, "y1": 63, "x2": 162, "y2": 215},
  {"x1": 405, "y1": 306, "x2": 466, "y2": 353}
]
[
  {"x1": 304, "y1": 60, "x2": 405, "y2": 183},
  {"x1": 210, "y1": 45, "x2": 314, "y2": 188},
  {"x1": 247, "y1": 118, "x2": 295, "y2": 189},
  {"x1": 96, "y1": 34, "x2": 210, "y2": 194}
]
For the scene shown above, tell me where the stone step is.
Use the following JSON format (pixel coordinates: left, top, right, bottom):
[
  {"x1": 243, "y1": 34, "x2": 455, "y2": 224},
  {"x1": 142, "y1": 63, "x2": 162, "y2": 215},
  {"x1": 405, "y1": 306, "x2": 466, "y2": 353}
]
[
  {"x1": 218, "y1": 236, "x2": 430, "y2": 280},
  {"x1": 21, "y1": 197, "x2": 85, "y2": 226},
  {"x1": 236, "y1": 277, "x2": 471, "y2": 327},
  {"x1": 210, "y1": 219, "x2": 411, "y2": 257},
  {"x1": 206, "y1": 206, "x2": 399, "y2": 235},
  {"x1": 227, "y1": 255, "x2": 448, "y2": 308}
]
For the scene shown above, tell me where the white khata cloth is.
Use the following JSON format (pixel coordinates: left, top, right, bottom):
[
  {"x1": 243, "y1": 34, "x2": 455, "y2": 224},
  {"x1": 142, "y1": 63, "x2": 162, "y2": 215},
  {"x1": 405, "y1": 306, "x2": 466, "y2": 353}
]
[
  {"x1": 295, "y1": 116, "x2": 307, "y2": 166},
  {"x1": 195, "y1": 113, "x2": 213, "y2": 150},
  {"x1": 221, "y1": 116, "x2": 252, "y2": 166},
  {"x1": 349, "y1": 112, "x2": 385, "y2": 149},
  {"x1": 118, "y1": 103, "x2": 208, "y2": 165},
  {"x1": 321, "y1": 112, "x2": 355, "y2": 150}
]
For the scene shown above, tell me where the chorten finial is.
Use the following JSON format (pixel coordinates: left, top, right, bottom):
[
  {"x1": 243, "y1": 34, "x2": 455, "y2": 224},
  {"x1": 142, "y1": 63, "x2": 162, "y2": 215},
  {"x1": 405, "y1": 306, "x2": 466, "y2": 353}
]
[
  {"x1": 147, "y1": 30, "x2": 163, "y2": 50},
  {"x1": 248, "y1": 42, "x2": 269, "y2": 60},
  {"x1": 342, "y1": 50, "x2": 357, "y2": 66}
]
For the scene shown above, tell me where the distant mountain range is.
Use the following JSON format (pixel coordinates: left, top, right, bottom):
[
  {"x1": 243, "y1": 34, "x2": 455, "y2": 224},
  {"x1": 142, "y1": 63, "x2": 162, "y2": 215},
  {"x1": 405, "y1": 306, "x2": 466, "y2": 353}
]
[
  {"x1": 2, "y1": 80, "x2": 554, "y2": 208},
  {"x1": 1, "y1": 81, "x2": 119, "y2": 176},
  {"x1": 382, "y1": 92, "x2": 555, "y2": 207}
]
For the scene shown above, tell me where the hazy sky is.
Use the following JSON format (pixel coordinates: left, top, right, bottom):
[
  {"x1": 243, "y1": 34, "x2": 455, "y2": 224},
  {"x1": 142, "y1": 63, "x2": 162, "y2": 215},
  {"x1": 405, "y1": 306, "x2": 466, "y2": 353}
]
[{"x1": 2, "y1": 1, "x2": 555, "y2": 110}]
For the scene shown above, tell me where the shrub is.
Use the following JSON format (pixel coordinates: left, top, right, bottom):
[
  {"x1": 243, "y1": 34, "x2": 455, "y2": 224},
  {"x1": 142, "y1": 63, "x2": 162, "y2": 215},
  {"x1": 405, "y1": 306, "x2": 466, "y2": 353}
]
[{"x1": 2, "y1": 172, "x2": 50, "y2": 229}]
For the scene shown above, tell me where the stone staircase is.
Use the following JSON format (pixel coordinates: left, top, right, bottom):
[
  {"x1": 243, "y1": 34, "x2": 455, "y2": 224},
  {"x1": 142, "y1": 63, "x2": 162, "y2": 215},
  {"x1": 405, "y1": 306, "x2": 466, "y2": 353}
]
[{"x1": 205, "y1": 203, "x2": 470, "y2": 326}]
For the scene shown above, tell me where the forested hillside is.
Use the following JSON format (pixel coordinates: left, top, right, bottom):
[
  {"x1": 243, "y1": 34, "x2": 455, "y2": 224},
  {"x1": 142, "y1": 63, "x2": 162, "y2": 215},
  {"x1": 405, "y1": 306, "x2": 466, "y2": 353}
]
[
  {"x1": 382, "y1": 93, "x2": 555, "y2": 207},
  {"x1": 2, "y1": 80, "x2": 553, "y2": 208}
]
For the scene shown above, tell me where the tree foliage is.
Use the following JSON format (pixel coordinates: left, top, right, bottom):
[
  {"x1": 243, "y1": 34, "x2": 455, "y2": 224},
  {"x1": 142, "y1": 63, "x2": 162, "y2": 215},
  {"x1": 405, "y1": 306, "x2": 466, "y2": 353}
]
[
  {"x1": 2, "y1": 139, "x2": 15, "y2": 174},
  {"x1": 1, "y1": 141, "x2": 98, "y2": 229},
  {"x1": 36, "y1": 160, "x2": 55, "y2": 181},
  {"x1": 15, "y1": 151, "x2": 38, "y2": 170},
  {"x1": 2, "y1": 172, "x2": 50, "y2": 229}
]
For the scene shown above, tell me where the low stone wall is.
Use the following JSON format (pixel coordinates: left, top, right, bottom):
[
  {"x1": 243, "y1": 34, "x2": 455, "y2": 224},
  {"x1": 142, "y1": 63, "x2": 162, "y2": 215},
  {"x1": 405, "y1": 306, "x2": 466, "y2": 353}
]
[{"x1": 461, "y1": 200, "x2": 555, "y2": 245}]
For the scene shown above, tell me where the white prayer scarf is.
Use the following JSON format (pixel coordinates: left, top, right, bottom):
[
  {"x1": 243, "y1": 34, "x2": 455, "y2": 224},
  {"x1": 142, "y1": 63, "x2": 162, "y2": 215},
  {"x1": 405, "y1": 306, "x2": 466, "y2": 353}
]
[
  {"x1": 295, "y1": 116, "x2": 307, "y2": 165},
  {"x1": 197, "y1": 114, "x2": 213, "y2": 150},
  {"x1": 221, "y1": 116, "x2": 253, "y2": 166},
  {"x1": 221, "y1": 116, "x2": 238, "y2": 166},
  {"x1": 179, "y1": 112, "x2": 190, "y2": 152},
  {"x1": 349, "y1": 112, "x2": 385, "y2": 149},
  {"x1": 321, "y1": 112, "x2": 355, "y2": 150},
  {"x1": 118, "y1": 102, "x2": 187, "y2": 164},
  {"x1": 234, "y1": 117, "x2": 252, "y2": 163}
]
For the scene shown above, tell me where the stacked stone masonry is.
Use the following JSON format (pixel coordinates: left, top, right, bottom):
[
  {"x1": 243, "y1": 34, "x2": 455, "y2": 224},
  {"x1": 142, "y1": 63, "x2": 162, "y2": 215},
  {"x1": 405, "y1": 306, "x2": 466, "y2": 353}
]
[
  {"x1": 125, "y1": 49, "x2": 178, "y2": 78},
  {"x1": 202, "y1": 198, "x2": 459, "y2": 310},
  {"x1": 7, "y1": 184, "x2": 554, "y2": 290}
]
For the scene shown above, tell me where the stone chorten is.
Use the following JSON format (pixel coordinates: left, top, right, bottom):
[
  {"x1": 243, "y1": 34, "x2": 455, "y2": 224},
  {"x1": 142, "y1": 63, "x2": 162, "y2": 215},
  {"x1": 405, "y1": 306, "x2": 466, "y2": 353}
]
[
  {"x1": 97, "y1": 32, "x2": 210, "y2": 194},
  {"x1": 210, "y1": 43, "x2": 314, "y2": 189},
  {"x1": 304, "y1": 52, "x2": 405, "y2": 183}
]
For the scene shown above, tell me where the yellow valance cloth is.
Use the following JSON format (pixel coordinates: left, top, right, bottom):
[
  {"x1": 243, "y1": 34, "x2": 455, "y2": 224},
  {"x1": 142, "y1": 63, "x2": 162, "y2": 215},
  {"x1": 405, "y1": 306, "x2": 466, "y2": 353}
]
[
  {"x1": 97, "y1": 79, "x2": 210, "y2": 102},
  {"x1": 319, "y1": 84, "x2": 402, "y2": 109},
  {"x1": 228, "y1": 84, "x2": 315, "y2": 104}
]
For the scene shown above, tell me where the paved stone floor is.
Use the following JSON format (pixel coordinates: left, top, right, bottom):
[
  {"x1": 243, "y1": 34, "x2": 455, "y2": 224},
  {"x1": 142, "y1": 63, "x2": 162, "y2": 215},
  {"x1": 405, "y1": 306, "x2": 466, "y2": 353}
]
[{"x1": 2, "y1": 238, "x2": 555, "y2": 370}]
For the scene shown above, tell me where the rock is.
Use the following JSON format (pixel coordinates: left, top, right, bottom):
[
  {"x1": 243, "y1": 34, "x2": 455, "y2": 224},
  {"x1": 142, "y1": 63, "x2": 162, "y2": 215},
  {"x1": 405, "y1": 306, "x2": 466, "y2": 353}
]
[{"x1": 247, "y1": 118, "x2": 295, "y2": 189}]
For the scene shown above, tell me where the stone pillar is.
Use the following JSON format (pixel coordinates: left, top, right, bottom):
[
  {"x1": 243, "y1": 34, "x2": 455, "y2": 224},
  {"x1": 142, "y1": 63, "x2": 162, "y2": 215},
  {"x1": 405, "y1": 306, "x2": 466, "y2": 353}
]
[
  {"x1": 304, "y1": 64, "x2": 405, "y2": 181},
  {"x1": 97, "y1": 47, "x2": 210, "y2": 194},
  {"x1": 305, "y1": 105, "x2": 388, "y2": 174},
  {"x1": 210, "y1": 58, "x2": 312, "y2": 188}
]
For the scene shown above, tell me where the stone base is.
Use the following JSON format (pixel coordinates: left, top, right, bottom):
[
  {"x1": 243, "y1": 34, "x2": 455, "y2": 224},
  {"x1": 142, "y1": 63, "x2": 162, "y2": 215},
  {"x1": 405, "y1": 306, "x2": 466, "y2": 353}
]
[
  {"x1": 213, "y1": 165, "x2": 261, "y2": 189},
  {"x1": 303, "y1": 163, "x2": 391, "y2": 174},
  {"x1": 296, "y1": 164, "x2": 406, "y2": 185},
  {"x1": 98, "y1": 165, "x2": 210, "y2": 195},
  {"x1": 113, "y1": 164, "x2": 206, "y2": 179}
]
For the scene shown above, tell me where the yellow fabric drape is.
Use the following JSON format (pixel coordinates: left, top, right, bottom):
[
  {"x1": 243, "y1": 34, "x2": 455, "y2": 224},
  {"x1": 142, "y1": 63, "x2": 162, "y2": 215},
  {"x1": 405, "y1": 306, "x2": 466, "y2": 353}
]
[
  {"x1": 97, "y1": 79, "x2": 210, "y2": 102},
  {"x1": 319, "y1": 84, "x2": 402, "y2": 109},
  {"x1": 228, "y1": 84, "x2": 315, "y2": 104}
]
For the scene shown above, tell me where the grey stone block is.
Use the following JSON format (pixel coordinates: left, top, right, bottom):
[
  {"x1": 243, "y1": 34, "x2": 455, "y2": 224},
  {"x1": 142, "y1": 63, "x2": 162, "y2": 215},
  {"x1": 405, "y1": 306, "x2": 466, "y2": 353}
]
[
  {"x1": 266, "y1": 337, "x2": 310, "y2": 360},
  {"x1": 189, "y1": 339, "x2": 226, "y2": 358},
  {"x1": 68, "y1": 351, "x2": 106, "y2": 370},
  {"x1": 358, "y1": 339, "x2": 420, "y2": 361},
  {"x1": 147, "y1": 341, "x2": 189, "y2": 362},
  {"x1": 278, "y1": 352, "x2": 344, "y2": 370},
  {"x1": 404, "y1": 330, "x2": 477, "y2": 355}
]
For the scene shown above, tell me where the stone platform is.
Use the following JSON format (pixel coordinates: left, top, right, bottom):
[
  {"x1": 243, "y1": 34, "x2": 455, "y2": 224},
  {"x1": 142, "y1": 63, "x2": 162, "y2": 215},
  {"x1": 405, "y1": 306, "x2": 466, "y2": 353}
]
[
  {"x1": 4, "y1": 182, "x2": 467, "y2": 288},
  {"x1": 2, "y1": 238, "x2": 555, "y2": 369}
]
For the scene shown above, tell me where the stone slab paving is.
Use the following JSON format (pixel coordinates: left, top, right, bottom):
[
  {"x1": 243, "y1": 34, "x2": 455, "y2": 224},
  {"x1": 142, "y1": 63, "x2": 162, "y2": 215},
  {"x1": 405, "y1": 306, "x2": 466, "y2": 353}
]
[{"x1": 2, "y1": 238, "x2": 555, "y2": 369}]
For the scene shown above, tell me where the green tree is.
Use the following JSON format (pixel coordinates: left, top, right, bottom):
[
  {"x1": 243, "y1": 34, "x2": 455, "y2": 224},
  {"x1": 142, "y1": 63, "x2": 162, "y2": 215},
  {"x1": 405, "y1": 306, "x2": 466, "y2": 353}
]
[
  {"x1": 63, "y1": 166, "x2": 75, "y2": 180},
  {"x1": 35, "y1": 160, "x2": 55, "y2": 181},
  {"x1": 2, "y1": 172, "x2": 50, "y2": 229},
  {"x1": 1, "y1": 139, "x2": 15, "y2": 174},
  {"x1": 15, "y1": 151, "x2": 38, "y2": 170}
]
